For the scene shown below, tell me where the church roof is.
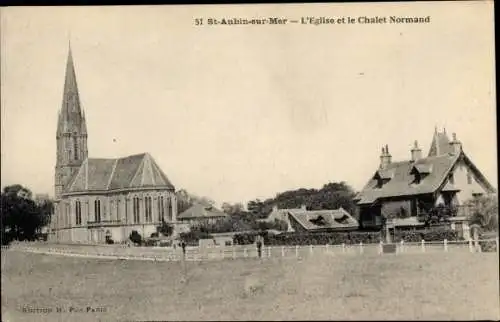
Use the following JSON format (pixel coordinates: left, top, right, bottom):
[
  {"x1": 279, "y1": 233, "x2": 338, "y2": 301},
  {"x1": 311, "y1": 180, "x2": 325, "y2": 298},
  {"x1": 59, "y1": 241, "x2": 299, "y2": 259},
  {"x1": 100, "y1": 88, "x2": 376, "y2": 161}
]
[{"x1": 65, "y1": 153, "x2": 175, "y2": 193}]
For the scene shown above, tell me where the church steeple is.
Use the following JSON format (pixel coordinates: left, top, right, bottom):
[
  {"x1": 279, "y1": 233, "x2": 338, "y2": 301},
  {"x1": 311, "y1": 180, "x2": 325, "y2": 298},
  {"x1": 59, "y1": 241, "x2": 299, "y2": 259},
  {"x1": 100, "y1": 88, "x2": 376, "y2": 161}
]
[
  {"x1": 57, "y1": 43, "x2": 85, "y2": 135},
  {"x1": 55, "y1": 43, "x2": 88, "y2": 199}
]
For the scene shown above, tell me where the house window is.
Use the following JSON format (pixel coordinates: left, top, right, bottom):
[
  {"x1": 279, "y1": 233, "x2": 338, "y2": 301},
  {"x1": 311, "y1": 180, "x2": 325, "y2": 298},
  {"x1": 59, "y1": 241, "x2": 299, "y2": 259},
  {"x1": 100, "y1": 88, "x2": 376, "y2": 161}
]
[
  {"x1": 467, "y1": 171, "x2": 472, "y2": 184},
  {"x1": 158, "y1": 196, "x2": 165, "y2": 221},
  {"x1": 448, "y1": 173, "x2": 455, "y2": 185},
  {"x1": 94, "y1": 199, "x2": 101, "y2": 222},
  {"x1": 145, "y1": 196, "x2": 152, "y2": 223},
  {"x1": 75, "y1": 200, "x2": 82, "y2": 225},
  {"x1": 133, "y1": 197, "x2": 140, "y2": 223}
]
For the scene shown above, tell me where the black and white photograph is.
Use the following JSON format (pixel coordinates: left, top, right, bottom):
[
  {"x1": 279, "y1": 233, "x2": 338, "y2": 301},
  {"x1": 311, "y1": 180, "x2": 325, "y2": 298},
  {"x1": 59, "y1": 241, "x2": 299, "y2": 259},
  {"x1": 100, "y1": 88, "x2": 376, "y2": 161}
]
[{"x1": 1, "y1": 2, "x2": 498, "y2": 321}]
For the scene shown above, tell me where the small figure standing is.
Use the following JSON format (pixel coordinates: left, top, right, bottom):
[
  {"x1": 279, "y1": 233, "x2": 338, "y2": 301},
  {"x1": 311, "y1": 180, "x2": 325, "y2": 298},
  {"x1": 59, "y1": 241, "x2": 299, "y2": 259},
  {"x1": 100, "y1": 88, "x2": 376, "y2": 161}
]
[
  {"x1": 181, "y1": 240, "x2": 187, "y2": 258},
  {"x1": 256, "y1": 235, "x2": 263, "y2": 258}
]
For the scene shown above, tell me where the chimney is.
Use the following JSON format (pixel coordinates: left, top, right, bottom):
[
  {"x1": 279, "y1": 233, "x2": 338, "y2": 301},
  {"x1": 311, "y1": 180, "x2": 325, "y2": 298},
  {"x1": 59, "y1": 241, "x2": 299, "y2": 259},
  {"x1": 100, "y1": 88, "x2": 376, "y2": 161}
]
[
  {"x1": 379, "y1": 145, "x2": 392, "y2": 169},
  {"x1": 411, "y1": 140, "x2": 422, "y2": 161},
  {"x1": 272, "y1": 204, "x2": 278, "y2": 212},
  {"x1": 450, "y1": 132, "x2": 462, "y2": 154},
  {"x1": 301, "y1": 204, "x2": 307, "y2": 211}
]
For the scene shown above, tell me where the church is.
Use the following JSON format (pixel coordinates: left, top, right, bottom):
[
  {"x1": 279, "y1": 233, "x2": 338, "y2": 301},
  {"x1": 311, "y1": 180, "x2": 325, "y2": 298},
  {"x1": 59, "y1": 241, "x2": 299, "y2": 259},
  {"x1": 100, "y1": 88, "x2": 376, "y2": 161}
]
[{"x1": 49, "y1": 46, "x2": 178, "y2": 244}]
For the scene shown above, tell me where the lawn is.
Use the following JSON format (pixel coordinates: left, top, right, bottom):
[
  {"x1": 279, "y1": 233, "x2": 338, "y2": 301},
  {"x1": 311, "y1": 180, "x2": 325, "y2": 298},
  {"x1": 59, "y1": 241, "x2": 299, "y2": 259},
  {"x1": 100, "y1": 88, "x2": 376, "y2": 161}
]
[{"x1": 1, "y1": 250, "x2": 499, "y2": 321}]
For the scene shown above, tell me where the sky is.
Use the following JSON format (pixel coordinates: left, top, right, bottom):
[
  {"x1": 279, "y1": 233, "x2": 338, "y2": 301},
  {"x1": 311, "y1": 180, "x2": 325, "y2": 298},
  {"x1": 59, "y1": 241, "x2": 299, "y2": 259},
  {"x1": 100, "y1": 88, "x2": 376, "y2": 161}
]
[{"x1": 1, "y1": 3, "x2": 496, "y2": 206}]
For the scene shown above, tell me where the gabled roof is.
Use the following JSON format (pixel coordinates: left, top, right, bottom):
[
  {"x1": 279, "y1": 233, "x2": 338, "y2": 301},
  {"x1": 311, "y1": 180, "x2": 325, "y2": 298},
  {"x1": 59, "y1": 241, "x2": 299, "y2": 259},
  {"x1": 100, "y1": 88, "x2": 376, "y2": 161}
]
[
  {"x1": 65, "y1": 153, "x2": 175, "y2": 193},
  {"x1": 355, "y1": 150, "x2": 496, "y2": 205},
  {"x1": 287, "y1": 208, "x2": 358, "y2": 231},
  {"x1": 177, "y1": 203, "x2": 228, "y2": 220},
  {"x1": 355, "y1": 153, "x2": 459, "y2": 204}
]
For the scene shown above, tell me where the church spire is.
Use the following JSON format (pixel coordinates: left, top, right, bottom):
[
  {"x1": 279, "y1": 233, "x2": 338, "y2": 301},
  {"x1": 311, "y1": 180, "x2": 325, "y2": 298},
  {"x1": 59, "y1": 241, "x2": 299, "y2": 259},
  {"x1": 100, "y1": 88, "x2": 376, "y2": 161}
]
[
  {"x1": 55, "y1": 43, "x2": 88, "y2": 199},
  {"x1": 58, "y1": 43, "x2": 84, "y2": 135}
]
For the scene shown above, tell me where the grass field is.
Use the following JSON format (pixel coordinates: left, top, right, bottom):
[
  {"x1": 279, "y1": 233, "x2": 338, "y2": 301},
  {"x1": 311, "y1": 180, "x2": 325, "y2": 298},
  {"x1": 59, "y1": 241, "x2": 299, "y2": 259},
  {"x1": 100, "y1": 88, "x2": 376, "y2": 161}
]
[{"x1": 2, "y1": 250, "x2": 499, "y2": 321}]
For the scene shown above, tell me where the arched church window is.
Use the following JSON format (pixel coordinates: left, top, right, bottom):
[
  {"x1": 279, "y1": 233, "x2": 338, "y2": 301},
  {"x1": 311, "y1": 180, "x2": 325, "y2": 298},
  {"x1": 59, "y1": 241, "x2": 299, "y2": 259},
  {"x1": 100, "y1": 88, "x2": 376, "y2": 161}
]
[
  {"x1": 133, "y1": 197, "x2": 140, "y2": 223},
  {"x1": 145, "y1": 196, "x2": 152, "y2": 223},
  {"x1": 94, "y1": 199, "x2": 101, "y2": 222},
  {"x1": 168, "y1": 197, "x2": 173, "y2": 221},
  {"x1": 73, "y1": 136, "x2": 78, "y2": 160},
  {"x1": 158, "y1": 196, "x2": 165, "y2": 222},
  {"x1": 75, "y1": 200, "x2": 82, "y2": 225}
]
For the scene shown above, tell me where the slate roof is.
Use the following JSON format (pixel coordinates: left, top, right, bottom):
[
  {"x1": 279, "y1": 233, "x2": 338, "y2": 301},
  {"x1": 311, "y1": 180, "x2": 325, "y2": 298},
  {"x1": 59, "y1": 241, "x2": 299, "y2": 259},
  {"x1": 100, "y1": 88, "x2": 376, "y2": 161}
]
[
  {"x1": 65, "y1": 153, "x2": 175, "y2": 193},
  {"x1": 177, "y1": 203, "x2": 228, "y2": 220},
  {"x1": 428, "y1": 131, "x2": 454, "y2": 157},
  {"x1": 287, "y1": 208, "x2": 359, "y2": 231},
  {"x1": 355, "y1": 153, "x2": 459, "y2": 204}
]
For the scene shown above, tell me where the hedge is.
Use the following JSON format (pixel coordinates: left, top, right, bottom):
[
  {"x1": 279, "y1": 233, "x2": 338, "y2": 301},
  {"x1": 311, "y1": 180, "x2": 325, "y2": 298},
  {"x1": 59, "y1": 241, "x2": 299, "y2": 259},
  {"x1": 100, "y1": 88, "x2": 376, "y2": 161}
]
[
  {"x1": 393, "y1": 229, "x2": 462, "y2": 243},
  {"x1": 233, "y1": 228, "x2": 464, "y2": 246}
]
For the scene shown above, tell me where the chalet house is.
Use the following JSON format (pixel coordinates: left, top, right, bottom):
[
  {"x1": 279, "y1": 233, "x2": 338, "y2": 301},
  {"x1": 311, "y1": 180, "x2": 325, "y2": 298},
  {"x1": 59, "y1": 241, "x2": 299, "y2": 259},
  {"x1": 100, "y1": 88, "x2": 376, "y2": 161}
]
[
  {"x1": 354, "y1": 129, "x2": 495, "y2": 238},
  {"x1": 177, "y1": 203, "x2": 228, "y2": 226},
  {"x1": 259, "y1": 204, "x2": 307, "y2": 232},
  {"x1": 287, "y1": 208, "x2": 359, "y2": 233}
]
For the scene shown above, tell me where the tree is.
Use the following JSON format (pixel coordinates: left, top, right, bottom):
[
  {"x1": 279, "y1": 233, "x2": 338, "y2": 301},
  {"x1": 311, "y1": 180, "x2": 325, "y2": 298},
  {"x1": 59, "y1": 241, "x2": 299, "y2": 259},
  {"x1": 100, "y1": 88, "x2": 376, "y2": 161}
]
[
  {"x1": 1, "y1": 185, "x2": 52, "y2": 244},
  {"x1": 176, "y1": 189, "x2": 215, "y2": 214},
  {"x1": 221, "y1": 202, "x2": 244, "y2": 215},
  {"x1": 157, "y1": 220, "x2": 174, "y2": 237},
  {"x1": 467, "y1": 194, "x2": 498, "y2": 232}
]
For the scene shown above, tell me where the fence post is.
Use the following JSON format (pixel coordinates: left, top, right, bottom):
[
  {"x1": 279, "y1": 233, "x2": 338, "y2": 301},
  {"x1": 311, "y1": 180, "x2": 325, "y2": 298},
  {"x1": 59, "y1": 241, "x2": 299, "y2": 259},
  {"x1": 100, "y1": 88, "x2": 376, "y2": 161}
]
[
  {"x1": 310, "y1": 245, "x2": 313, "y2": 255},
  {"x1": 232, "y1": 246, "x2": 235, "y2": 259},
  {"x1": 468, "y1": 239, "x2": 473, "y2": 253},
  {"x1": 379, "y1": 241, "x2": 383, "y2": 255},
  {"x1": 342, "y1": 243, "x2": 346, "y2": 254},
  {"x1": 326, "y1": 244, "x2": 329, "y2": 253},
  {"x1": 295, "y1": 245, "x2": 299, "y2": 258},
  {"x1": 421, "y1": 239, "x2": 425, "y2": 253},
  {"x1": 359, "y1": 242, "x2": 363, "y2": 254},
  {"x1": 267, "y1": 246, "x2": 271, "y2": 258},
  {"x1": 444, "y1": 239, "x2": 448, "y2": 252},
  {"x1": 400, "y1": 240, "x2": 404, "y2": 254},
  {"x1": 281, "y1": 246, "x2": 285, "y2": 257},
  {"x1": 244, "y1": 248, "x2": 248, "y2": 258}
]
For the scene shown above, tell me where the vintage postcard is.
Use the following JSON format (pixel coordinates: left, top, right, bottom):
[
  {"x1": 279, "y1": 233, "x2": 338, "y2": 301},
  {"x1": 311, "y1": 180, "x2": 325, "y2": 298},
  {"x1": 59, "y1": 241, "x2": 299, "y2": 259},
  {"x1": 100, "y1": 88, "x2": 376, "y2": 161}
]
[{"x1": 1, "y1": 2, "x2": 497, "y2": 321}]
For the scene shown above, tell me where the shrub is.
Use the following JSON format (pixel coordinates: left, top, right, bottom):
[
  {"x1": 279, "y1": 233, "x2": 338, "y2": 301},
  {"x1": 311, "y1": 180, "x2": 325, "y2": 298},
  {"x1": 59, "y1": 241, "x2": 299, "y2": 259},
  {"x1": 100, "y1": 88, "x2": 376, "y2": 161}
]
[
  {"x1": 129, "y1": 230, "x2": 142, "y2": 245},
  {"x1": 144, "y1": 239, "x2": 157, "y2": 247},
  {"x1": 180, "y1": 227, "x2": 213, "y2": 246},
  {"x1": 393, "y1": 228, "x2": 460, "y2": 242},
  {"x1": 150, "y1": 232, "x2": 159, "y2": 238},
  {"x1": 157, "y1": 222, "x2": 174, "y2": 237}
]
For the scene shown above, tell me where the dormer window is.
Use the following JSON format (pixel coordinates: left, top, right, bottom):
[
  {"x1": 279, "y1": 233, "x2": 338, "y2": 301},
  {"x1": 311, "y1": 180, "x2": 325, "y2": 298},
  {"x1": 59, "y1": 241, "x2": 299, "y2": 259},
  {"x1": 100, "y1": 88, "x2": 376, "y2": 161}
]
[
  {"x1": 413, "y1": 172, "x2": 422, "y2": 184},
  {"x1": 374, "y1": 169, "x2": 392, "y2": 188},
  {"x1": 410, "y1": 163, "x2": 432, "y2": 185}
]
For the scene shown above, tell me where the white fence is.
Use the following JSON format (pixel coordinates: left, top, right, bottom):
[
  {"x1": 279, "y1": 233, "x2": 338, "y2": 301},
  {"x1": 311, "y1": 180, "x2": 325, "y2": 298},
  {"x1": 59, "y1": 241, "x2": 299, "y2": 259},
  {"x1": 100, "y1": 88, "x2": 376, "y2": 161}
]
[{"x1": 2, "y1": 237, "x2": 498, "y2": 262}]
